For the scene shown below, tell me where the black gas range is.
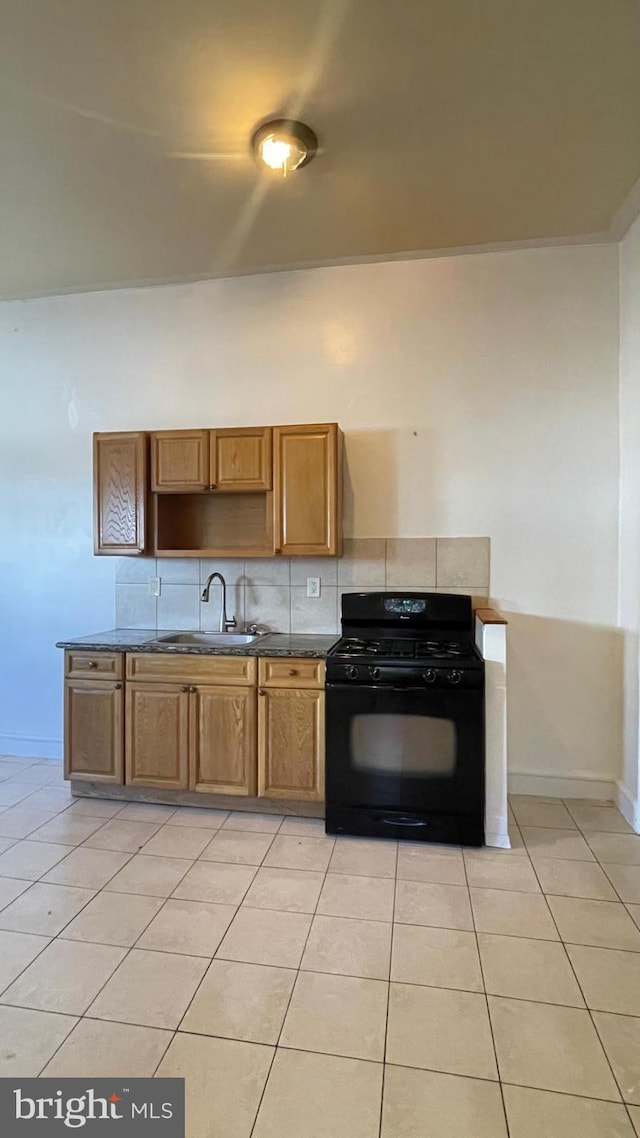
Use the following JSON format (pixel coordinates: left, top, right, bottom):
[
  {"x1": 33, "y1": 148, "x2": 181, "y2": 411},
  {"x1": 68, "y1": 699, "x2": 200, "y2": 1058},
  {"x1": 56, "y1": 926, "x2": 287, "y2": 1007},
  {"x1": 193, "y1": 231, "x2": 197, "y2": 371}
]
[{"x1": 325, "y1": 592, "x2": 485, "y2": 846}]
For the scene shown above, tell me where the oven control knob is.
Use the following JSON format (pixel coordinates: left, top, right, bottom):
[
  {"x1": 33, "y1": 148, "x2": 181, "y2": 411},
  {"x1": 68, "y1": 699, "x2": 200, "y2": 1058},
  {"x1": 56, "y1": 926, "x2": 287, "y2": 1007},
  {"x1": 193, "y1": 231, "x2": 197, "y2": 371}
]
[
  {"x1": 346, "y1": 666, "x2": 359, "y2": 680},
  {"x1": 448, "y1": 670, "x2": 463, "y2": 685},
  {"x1": 422, "y1": 669, "x2": 437, "y2": 684},
  {"x1": 369, "y1": 666, "x2": 381, "y2": 680}
]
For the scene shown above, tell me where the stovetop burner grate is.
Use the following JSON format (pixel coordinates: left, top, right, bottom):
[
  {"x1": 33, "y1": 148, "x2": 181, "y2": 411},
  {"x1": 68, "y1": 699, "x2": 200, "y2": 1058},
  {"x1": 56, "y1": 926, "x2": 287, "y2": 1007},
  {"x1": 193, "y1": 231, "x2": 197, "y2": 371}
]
[{"x1": 334, "y1": 636, "x2": 475, "y2": 661}]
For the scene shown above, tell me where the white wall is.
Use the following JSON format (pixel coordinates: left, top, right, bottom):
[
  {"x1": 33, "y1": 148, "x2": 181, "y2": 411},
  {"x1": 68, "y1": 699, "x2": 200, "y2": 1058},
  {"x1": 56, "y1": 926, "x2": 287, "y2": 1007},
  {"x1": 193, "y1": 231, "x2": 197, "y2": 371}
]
[
  {"x1": 0, "y1": 244, "x2": 621, "y2": 788},
  {"x1": 619, "y1": 214, "x2": 640, "y2": 825}
]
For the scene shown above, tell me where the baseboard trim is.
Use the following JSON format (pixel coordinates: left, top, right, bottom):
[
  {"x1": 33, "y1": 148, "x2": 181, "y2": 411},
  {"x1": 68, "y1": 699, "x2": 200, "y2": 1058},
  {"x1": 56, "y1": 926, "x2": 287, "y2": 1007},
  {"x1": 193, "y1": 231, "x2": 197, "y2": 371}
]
[
  {"x1": 508, "y1": 772, "x2": 615, "y2": 801},
  {"x1": 0, "y1": 735, "x2": 62, "y2": 761},
  {"x1": 616, "y1": 781, "x2": 640, "y2": 833}
]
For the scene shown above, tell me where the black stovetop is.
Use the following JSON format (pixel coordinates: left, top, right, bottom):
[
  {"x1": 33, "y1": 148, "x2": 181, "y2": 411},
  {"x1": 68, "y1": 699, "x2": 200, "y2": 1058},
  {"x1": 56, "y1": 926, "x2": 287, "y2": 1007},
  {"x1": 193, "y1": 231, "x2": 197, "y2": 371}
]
[{"x1": 330, "y1": 636, "x2": 481, "y2": 664}]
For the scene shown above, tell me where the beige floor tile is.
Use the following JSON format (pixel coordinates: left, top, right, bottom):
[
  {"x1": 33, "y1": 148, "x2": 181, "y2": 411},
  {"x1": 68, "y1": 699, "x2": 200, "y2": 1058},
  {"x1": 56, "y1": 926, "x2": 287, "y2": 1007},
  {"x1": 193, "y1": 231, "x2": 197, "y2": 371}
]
[
  {"x1": 264, "y1": 835, "x2": 334, "y2": 872},
  {"x1": 281, "y1": 970, "x2": 387, "y2": 1060},
  {"x1": 605, "y1": 865, "x2": 640, "y2": 903},
  {"x1": 221, "y1": 811, "x2": 283, "y2": 833},
  {"x1": 116, "y1": 802, "x2": 177, "y2": 822},
  {"x1": 382, "y1": 1065, "x2": 508, "y2": 1138},
  {"x1": 395, "y1": 880, "x2": 473, "y2": 930},
  {"x1": 0, "y1": 929, "x2": 50, "y2": 990},
  {"x1": 535, "y1": 857, "x2": 618, "y2": 900},
  {"x1": 512, "y1": 801, "x2": 576, "y2": 829},
  {"x1": 396, "y1": 845, "x2": 466, "y2": 885},
  {"x1": 173, "y1": 861, "x2": 256, "y2": 904},
  {"x1": 157, "y1": 1032, "x2": 273, "y2": 1138},
  {"x1": 200, "y1": 829, "x2": 275, "y2": 865},
  {"x1": 463, "y1": 851, "x2": 540, "y2": 892},
  {"x1": 42, "y1": 847, "x2": 131, "y2": 889},
  {"x1": 0, "y1": 876, "x2": 31, "y2": 911},
  {"x1": 503, "y1": 1084, "x2": 634, "y2": 1138},
  {"x1": 83, "y1": 818, "x2": 161, "y2": 853},
  {"x1": 630, "y1": 904, "x2": 640, "y2": 930},
  {"x1": 217, "y1": 907, "x2": 311, "y2": 968},
  {"x1": 629, "y1": 1105, "x2": 640, "y2": 1136},
  {"x1": 522, "y1": 827, "x2": 595, "y2": 861},
  {"x1": 242, "y1": 867, "x2": 324, "y2": 914},
  {"x1": 0, "y1": 783, "x2": 38, "y2": 807},
  {"x1": 548, "y1": 895, "x2": 640, "y2": 950},
  {"x1": 28, "y1": 814, "x2": 105, "y2": 845},
  {"x1": 89, "y1": 948, "x2": 208, "y2": 1028},
  {"x1": 328, "y1": 837, "x2": 397, "y2": 878},
  {"x1": 387, "y1": 982, "x2": 497, "y2": 1079},
  {"x1": 104, "y1": 853, "x2": 192, "y2": 897},
  {"x1": 568, "y1": 804, "x2": 634, "y2": 833},
  {"x1": 489, "y1": 995, "x2": 620, "y2": 1098},
  {"x1": 19, "y1": 787, "x2": 73, "y2": 813},
  {"x1": 139, "y1": 825, "x2": 211, "y2": 859},
  {"x1": 0, "y1": 836, "x2": 17, "y2": 853},
  {"x1": 317, "y1": 873, "x2": 394, "y2": 922},
  {"x1": 391, "y1": 924, "x2": 483, "y2": 991},
  {"x1": 301, "y1": 914, "x2": 392, "y2": 980},
  {"x1": 593, "y1": 1011, "x2": 640, "y2": 1104},
  {"x1": 0, "y1": 882, "x2": 95, "y2": 935},
  {"x1": 62, "y1": 890, "x2": 163, "y2": 946},
  {"x1": 587, "y1": 833, "x2": 640, "y2": 866},
  {"x1": 0, "y1": 838, "x2": 70, "y2": 880},
  {"x1": 508, "y1": 826, "x2": 527, "y2": 851},
  {"x1": 137, "y1": 898, "x2": 236, "y2": 956},
  {"x1": 253, "y1": 1047, "x2": 383, "y2": 1138},
  {"x1": 42, "y1": 1018, "x2": 173, "y2": 1076},
  {"x1": 165, "y1": 806, "x2": 229, "y2": 829},
  {"x1": 181, "y1": 958, "x2": 295, "y2": 1043},
  {"x1": 66, "y1": 799, "x2": 124, "y2": 819},
  {"x1": 478, "y1": 933, "x2": 584, "y2": 1005},
  {"x1": 279, "y1": 816, "x2": 326, "y2": 837},
  {"x1": 0, "y1": 1005, "x2": 77, "y2": 1075},
  {"x1": 0, "y1": 806, "x2": 59, "y2": 839},
  {"x1": 471, "y1": 887, "x2": 558, "y2": 939},
  {"x1": 1, "y1": 937, "x2": 126, "y2": 1014},
  {"x1": 568, "y1": 944, "x2": 640, "y2": 1014}
]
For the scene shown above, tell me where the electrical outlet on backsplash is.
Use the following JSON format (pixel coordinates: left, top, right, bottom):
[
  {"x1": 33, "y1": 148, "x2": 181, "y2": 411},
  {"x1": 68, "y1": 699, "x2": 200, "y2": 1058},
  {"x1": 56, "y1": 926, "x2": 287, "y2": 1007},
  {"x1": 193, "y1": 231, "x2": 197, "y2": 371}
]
[{"x1": 115, "y1": 537, "x2": 490, "y2": 635}]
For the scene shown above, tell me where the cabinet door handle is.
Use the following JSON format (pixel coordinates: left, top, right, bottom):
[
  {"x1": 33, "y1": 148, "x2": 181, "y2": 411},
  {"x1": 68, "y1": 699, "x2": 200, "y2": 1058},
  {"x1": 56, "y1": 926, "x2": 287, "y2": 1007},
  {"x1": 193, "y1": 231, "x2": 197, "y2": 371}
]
[
  {"x1": 288, "y1": 668, "x2": 298, "y2": 676},
  {"x1": 258, "y1": 687, "x2": 265, "y2": 696},
  {"x1": 114, "y1": 683, "x2": 122, "y2": 690},
  {"x1": 208, "y1": 484, "x2": 216, "y2": 491},
  {"x1": 274, "y1": 548, "x2": 281, "y2": 555},
  {"x1": 189, "y1": 685, "x2": 197, "y2": 693},
  {"x1": 181, "y1": 685, "x2": 189, "y2": 692},
  {"x1": 87, "y1": 660, "x2": 98, "y2": 669}
]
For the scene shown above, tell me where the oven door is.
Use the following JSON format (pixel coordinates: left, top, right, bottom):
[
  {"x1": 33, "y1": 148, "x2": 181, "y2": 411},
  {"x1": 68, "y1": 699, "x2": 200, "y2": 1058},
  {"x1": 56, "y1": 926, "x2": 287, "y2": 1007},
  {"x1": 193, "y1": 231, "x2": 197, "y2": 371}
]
[{"x1": 325, "y1": 682, "x2": 484, "y2": 843}]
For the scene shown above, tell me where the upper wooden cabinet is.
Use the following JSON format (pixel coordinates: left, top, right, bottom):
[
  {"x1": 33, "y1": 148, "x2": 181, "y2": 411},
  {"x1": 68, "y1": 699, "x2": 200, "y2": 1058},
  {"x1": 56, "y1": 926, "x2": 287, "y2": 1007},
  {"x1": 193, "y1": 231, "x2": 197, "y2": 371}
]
[
  {"x1": 151, "y1": 427, "x2": 272, "y2": 493},
  {"x1": 93, "y1": 432, "x2": 147, "y2": 554},
  {"x1": 213, "y1": 427, "x2": 272, "y2": 491},
  {"x1": 274, "y1": 423, "x2": 342, "y2": 556},
  {"x1": 151, "y1": 430, "x2": 209, "y2": 492}
]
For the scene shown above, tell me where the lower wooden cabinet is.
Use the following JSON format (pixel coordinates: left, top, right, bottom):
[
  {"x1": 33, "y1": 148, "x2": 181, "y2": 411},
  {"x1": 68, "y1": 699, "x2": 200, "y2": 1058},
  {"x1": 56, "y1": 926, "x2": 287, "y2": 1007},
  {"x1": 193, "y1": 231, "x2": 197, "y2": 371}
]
[
  {"x1": 64, "y1": 679, "x2": 124, "y2": 783},
  {"x1": 190, "y1": 685, "x2": 256, "y2": 795},
  {"x1": 125, "y1": 683, "x2": 190, "y2": 790},
  {"x1": 257, "y1": 686, "x2": 325, "y2": 802}
]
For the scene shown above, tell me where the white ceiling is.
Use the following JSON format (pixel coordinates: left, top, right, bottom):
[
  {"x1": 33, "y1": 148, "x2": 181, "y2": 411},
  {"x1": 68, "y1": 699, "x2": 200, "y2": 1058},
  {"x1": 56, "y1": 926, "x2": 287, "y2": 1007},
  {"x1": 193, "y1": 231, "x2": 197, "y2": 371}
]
[{"x1": 1, "y1": 0, "x2": 639, "y2": 300}]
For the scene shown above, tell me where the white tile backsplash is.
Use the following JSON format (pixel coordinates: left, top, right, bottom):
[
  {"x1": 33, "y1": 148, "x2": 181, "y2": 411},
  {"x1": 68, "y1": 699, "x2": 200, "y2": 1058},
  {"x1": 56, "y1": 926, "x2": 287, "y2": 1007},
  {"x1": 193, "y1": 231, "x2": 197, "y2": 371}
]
[{"x1": 114, "y1": 539, "x2": 490, "y2": 635}]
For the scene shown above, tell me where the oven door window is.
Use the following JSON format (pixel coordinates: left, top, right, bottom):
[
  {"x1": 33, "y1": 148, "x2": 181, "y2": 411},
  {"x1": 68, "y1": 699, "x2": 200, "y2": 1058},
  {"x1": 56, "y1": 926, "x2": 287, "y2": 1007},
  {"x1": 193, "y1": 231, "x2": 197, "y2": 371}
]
[{"x1": 350, "y1": 712, "x2": 457, "y2": 777}]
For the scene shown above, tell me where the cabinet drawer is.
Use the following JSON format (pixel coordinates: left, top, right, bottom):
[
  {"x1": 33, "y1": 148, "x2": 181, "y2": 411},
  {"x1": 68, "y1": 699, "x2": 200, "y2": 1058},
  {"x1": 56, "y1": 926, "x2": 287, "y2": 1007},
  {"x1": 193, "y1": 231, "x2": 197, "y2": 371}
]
[
  {"x1": 258, "y1": 657, "x2": 325, "y2": 689},
  {"x1": 65, "y1": 651, "x2": 124, "y2": 680},
  {"x1": 126, "y1": 653, "x2": 256, "y2": 686}
]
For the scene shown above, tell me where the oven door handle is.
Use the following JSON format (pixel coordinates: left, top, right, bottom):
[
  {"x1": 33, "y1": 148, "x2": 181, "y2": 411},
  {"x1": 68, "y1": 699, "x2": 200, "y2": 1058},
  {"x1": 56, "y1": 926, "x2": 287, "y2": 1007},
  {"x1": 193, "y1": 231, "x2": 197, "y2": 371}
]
[{"x1": 326, "y1": 683, "x2": 428, "y2": 694}]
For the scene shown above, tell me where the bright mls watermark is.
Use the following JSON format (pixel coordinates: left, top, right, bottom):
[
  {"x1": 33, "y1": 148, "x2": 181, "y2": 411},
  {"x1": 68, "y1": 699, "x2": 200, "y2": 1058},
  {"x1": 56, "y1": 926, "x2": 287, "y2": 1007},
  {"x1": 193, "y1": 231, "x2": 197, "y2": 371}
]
[{"x1": 0, "y1": 1079, "x2": 185, "y2": 1136}]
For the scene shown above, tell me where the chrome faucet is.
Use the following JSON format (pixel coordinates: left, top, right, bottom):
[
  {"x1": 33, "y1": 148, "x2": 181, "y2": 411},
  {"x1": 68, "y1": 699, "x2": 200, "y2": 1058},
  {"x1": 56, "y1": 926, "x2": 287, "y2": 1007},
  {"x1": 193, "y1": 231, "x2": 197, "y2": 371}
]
[{"x1": 201, "y1": 572, "x2": 237, "y2": 634}]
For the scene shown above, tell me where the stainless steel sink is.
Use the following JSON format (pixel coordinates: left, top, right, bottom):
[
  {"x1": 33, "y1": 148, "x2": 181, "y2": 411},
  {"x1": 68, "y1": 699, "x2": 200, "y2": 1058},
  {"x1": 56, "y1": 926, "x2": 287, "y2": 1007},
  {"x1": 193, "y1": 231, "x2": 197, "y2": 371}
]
[{"x1": 154, "y1": 632, "x2": 263, "y2": 647}]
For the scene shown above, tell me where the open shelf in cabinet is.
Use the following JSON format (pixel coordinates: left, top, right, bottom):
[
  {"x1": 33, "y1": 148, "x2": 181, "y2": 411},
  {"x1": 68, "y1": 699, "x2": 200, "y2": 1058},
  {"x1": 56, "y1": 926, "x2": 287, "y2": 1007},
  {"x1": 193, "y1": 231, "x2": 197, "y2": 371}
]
[{"x1": 153, "y1": 491, "x2": 275, "y2": 558}]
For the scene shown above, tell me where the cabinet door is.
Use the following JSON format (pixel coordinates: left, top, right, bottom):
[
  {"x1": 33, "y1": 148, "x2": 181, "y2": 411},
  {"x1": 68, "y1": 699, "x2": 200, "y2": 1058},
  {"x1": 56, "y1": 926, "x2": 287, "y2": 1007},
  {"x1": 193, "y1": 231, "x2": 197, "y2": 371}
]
[
  {"x1": 274, "y1": 424, "x2": 341, "y2": 555},
  {"x1": 212, "y1": 427, "x2": 272, "y2": 491},
  {"x1": 150, "y1": 430, "x2": 209, "y2": 491},
  {"x1": 93, "y1": 432, "x2": 147, "y2": 555},
  {"x1": 64, "y1": 680, "x2": 123, "y2": 783},
  {"x1": 258, "y1": 687, "x2": 324, "y2": 801},
  {"x1": 190, "y1": 685, "x2": 256, "y2": 795},
  {"x1": 125, "y1": 682, "x2": 189, "y2": 789}
]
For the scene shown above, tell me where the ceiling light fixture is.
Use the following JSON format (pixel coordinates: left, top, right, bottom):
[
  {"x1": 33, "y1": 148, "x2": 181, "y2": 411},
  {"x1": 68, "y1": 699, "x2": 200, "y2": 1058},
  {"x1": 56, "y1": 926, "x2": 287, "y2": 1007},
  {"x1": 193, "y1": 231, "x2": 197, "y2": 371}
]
[{"x1": 251, "y1": 119, "x2": 318, "y2": 177}]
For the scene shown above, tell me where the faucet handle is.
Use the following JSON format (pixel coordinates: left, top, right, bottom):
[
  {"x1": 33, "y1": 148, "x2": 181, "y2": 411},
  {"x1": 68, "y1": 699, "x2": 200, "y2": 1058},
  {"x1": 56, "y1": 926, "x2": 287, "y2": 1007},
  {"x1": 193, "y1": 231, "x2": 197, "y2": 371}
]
[{"x1": 225, "y1": 615, "x2": 238, "y2": 632}]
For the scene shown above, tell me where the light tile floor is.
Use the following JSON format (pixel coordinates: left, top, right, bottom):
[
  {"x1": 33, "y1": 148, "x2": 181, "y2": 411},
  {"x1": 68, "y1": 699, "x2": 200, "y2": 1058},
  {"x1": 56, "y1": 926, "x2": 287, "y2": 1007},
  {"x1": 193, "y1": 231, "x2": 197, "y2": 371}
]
[{"x1": 0, "y1": 756, "x2": 639, "y2": 1136}]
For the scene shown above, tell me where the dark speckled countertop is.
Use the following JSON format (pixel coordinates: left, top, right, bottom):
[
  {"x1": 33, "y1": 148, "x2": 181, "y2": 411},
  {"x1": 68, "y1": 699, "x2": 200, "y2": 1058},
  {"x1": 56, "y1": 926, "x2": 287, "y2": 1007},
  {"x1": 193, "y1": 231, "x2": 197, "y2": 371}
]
[{"x1": 56, "y1": 629, "x2": 339, "y2": 659}]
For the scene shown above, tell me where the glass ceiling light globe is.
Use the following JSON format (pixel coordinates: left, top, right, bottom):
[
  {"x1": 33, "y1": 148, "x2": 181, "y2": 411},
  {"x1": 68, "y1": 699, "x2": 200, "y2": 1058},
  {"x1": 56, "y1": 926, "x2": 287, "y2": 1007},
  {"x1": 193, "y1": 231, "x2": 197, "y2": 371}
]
[{"x1": 251, "y1": 119, "x2": 318, "y2": 178}]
